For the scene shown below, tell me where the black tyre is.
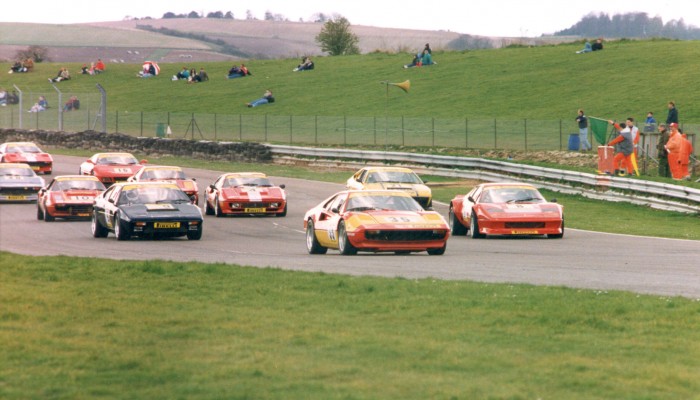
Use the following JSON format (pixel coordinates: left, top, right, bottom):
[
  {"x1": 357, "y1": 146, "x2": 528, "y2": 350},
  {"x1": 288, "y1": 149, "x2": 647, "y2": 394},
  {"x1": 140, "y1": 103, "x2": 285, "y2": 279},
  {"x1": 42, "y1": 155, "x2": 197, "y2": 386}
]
[
  {"x1": 43, "y1": 208, "x2": 55, "y2": 222},
  {"x1": 114, "y1": 213, "x2": 131, "y2": 241},
  {"x1": 187, "y1": 223, "x2": 203, "y2": 240},
  {"x1": 91, "y1": 211, "x2": 109, "y2": 238},
  {"x1": 449, "y1": 205, "x2": 467, "y2": 236},
  {"x1": 469, "y1": 211, "x2": 485, "y2": 239},
  {"x1": 306, "y1": 220, "x2": 327, "y2": 254},
  {"x1": 427, "y1": 244, "x2": 446, "y2": 255},
  {"x1": 37, "y1": 204, "x2": 44, "y2": 220},
  {"x1": 548, "y1": 219, "x2": 565, "y2": 239},
  {"x1": 204, "y1": 198, "x2": 214, "y2": 215},
  {"x1": 214, "y1": 196, "x2": 224, "y2": 217},
  {"x1": 338, "y1": 221, "x2": 357, "y2": 255},
  {"x1": 277, "y1": 203, "x2": 287, "y2": 217}
]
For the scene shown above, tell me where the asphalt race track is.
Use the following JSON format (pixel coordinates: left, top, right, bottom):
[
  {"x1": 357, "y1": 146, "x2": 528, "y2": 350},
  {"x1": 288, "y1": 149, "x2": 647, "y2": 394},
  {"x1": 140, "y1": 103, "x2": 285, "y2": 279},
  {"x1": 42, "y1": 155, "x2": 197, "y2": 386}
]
[{"x1": 1, "y1": 155, "x2": 698, "y2": 298}]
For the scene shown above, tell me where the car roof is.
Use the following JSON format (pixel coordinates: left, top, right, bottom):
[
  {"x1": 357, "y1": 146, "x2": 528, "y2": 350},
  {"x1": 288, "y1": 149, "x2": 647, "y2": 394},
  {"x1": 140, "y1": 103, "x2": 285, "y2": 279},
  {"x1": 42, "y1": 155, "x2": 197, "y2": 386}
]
[
  {"x1": 480, "y1": 182, "x2": 538, "y2": 189},
  {"x1": 53, "y1": 175, "x2": 102, "y2": 181},
  {"x1": 2, "y1": 141, "x2": 39, "y2": 146},
  {"x1": 94, "y1": 152, "x2": 136, "y2": 158},
  {"x1": 345, "y1": 189, "x2": 414, "y2": 198},
  {"x1": 222, "y1": 172, "x2": 267, "y2": 178},
  {"x1": 360, "y1": 166, "x2": 415, "y2": 173},
  {"x1": 140, "y1": 165, "x2": 182, "y2": 171},
  {"x1": 111, "y1": 181, "x2": 180, "y2": 190},
  {"x1": 0, "y1": 162, "x2": 32, "y2": 168}
]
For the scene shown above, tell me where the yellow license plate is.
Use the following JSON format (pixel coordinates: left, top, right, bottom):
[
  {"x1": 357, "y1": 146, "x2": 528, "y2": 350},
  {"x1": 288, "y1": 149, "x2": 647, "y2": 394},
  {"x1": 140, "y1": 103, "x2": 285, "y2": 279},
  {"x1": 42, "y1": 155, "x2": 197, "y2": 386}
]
[
  {"x1": 511, "y1": 230, "x2": 539, "y2": 234},
  {"x1": 77, "y1": 213, "x2": 90, "y2": 217},
  {"x1": 244, "y1": 207, "x2": 266, "y2": 213},
  {"x1": 7, "y1": 195, "x2": 27, "y2": 200},
  {"x1": 31, "y1": 166, "x2": 40, "y2": 171},
  {"x1": 154, "y1": 222, "x2": 181, "y2": 229}
]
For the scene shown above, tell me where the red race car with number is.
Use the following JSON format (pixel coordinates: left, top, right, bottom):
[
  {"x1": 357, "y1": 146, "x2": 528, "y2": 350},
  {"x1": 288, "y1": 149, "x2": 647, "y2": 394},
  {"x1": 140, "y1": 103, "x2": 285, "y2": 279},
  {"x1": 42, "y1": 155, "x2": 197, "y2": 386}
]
[
  {"x1": 304, "y1": 190, "x2": 449, "y2": 255},
  {"x1": 37, "y1": 175, "x2": 106, "y2": 221},
  {"x1": 0, "y1": 141, "x2": 53, "y2": 174},
  {"x1": 204, "y1": 172, "x2": 287, "y2": 217},
  {"x1": 128, "y1": 165, "x2": 199, "y2": 205},
  {"x1": 79, "y1": 152, "x2": 146, "y2": 187},
  {"x1": 449, "y1": 182, "x2": 564, "y2": 239}
]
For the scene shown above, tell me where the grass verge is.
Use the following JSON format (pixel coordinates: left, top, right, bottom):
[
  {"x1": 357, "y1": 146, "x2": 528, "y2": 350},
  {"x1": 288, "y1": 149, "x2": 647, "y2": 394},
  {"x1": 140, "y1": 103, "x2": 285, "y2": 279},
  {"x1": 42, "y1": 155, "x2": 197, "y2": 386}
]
[{"x1": 2, "y1": 252, "x2": 700, "y2": 399}]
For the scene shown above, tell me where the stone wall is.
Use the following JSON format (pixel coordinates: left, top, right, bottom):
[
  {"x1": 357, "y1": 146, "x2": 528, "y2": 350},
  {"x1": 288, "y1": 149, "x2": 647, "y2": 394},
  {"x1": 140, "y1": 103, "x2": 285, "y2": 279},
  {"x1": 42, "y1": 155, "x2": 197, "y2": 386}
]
[{"x1": 0, "y1": 129, "x2": 272, "y2": 163}]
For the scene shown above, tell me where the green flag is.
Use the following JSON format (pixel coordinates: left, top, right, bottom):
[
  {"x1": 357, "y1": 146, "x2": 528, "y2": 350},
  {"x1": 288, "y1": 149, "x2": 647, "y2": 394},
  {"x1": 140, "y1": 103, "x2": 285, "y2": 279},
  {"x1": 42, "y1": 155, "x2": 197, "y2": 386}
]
[{"x1": 589, "y1": 117, "x2": 609, "y2": 145}]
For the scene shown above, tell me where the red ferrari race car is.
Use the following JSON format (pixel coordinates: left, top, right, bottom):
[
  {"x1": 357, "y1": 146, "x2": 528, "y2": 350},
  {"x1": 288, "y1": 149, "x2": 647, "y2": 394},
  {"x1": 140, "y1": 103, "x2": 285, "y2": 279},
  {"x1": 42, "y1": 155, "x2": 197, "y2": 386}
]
[
  {"x1": 37, "y1": 175, "x2": 106, "y2": 221},
  {"x1": 0, "y1": 141, "x2": 53, "y2": 174},
  {"x1": 449, "y1": 182, "x2": 564, "y2": 239},
  {"x1": 128, "y1": 165, "x2": 199, "y2": 205},
  {"x1": 304, "y1": 190, "x2": 450, "y2": 255},
  {"x1": 203, "y1": 172, "x2": 287, "y2": 217},
  {"x1": 79, "y1": 152, "x2": 146, "y2": 187}
]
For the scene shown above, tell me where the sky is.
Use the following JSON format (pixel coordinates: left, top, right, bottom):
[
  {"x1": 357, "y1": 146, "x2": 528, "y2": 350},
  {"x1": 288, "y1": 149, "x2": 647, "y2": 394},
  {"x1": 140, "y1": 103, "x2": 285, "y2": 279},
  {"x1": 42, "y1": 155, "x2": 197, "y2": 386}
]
[{"x1": 1, "y1": 0, "x2": 693, "y2": 37}]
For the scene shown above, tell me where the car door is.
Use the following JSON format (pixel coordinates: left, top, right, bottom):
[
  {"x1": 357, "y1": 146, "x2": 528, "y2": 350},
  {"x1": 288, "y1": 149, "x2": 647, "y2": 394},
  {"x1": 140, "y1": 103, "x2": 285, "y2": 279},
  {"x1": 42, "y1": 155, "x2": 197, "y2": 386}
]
[
  {"x1": 313, "y1": 193, "x2": 346, "y2": 248},
  {"x1": 461, "y1": 186, "x2": 482, "y2": 222}
]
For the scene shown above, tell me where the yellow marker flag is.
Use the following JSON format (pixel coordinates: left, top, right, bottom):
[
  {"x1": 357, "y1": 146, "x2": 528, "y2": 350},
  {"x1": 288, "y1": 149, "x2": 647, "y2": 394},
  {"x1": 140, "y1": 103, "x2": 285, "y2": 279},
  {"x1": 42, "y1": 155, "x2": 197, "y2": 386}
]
[{"x1": 630, "y1": 153, "x2": 640, "y2": 176}]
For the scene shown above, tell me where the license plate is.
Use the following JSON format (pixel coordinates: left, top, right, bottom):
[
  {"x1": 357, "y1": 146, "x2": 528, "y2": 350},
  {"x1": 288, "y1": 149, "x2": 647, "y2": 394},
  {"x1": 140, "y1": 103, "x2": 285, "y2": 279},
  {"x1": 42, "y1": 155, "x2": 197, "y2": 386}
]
[
  {"x1": 31, "y1": 166, "x2": 40, "y2": 171},
  {"x1": 154, "y1": 222, "x2": 181, "y2": 229},
  {"x1": 511, "y1": 230, "x2": 539, "y2": 234},
  {"x1": 77, "y1": 213, "x2": 90, "y2": 217},
  {"x1": 244, "y1": 207, "x2": 266, "y2": 213},
  {"x1": 7, "y1": 195, "x2": 26, "y2": 200}
]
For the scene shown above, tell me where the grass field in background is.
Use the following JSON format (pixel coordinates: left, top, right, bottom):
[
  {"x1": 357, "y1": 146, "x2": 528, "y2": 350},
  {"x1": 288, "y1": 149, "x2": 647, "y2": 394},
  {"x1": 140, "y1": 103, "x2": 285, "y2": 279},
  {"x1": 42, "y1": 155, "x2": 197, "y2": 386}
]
[{"x1": 2, "y1": 253, "x2": 700, "y2": 399}]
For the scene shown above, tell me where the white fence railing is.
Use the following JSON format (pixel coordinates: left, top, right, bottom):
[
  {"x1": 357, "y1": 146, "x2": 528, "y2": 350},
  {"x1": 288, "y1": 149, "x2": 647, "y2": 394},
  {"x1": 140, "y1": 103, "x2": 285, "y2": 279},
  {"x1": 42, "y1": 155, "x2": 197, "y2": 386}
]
[{"x1": 269, "y1": 145, "x2": 700, "y2": 213}]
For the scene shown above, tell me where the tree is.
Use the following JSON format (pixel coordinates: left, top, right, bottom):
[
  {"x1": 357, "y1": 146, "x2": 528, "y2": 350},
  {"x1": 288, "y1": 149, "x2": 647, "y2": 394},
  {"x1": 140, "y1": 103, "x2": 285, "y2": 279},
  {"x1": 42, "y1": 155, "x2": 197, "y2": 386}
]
[
  {"x1": 162, "y1": 12, "x2": 177, "y2": 19},
  {"x1": 315, "y1": 16, "x2": 360, "y2": 56},
  {"x1": 187, "y1": 11, "x2": 201, "y2": 19},
  {"x1": 15, "y1": 46, "x2": 49, "y2": 62},
  {"x1": 207, "y1": 11, "x2": 224, "y2": 19},
  {"x1": 224, "y1": 11, "x2": 234, "y2": 19}
]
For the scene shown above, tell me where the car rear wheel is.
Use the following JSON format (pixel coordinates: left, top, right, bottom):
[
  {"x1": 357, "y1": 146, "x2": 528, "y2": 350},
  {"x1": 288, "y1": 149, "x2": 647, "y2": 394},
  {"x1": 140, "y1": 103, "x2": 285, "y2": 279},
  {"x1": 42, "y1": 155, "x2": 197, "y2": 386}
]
[
  {"x1": 114, "y1": 213, "x2": 130, "y2": 241},
  {"x1": 427, "y1": 244, "x2": 446, "y2": 255},
  {"x1": 338, "y1": 221, "x2": 357, "y2": 255},
  {"x1": 469, "y1": 211, "x2": 485, "y2": 239},
  {"x1": 306, "y1": 220, "x2": 327, "y2": 254},
  {"x1": 91, "y1": 211, "x2": 108, "y2": 238},
  {"x1": 187, "y1": 224, "x2": 203, "y2": 240},
  {"x1": 449, "y1": 205, "x2": 467, "y2": 236}
]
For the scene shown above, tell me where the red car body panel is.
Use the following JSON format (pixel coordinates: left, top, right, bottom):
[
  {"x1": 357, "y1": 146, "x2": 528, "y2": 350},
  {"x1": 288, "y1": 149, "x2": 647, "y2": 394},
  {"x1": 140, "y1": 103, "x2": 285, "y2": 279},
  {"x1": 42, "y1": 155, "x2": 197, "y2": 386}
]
[
  {"x1": 450, "y1": 183, "x2": 564, "y2": 237},
  {"x1": 38, "y1": 175, "x2": 106, "y2": 220},
  {"x1": 0, "y1": 142, "x2": 53, "y2": 174}
]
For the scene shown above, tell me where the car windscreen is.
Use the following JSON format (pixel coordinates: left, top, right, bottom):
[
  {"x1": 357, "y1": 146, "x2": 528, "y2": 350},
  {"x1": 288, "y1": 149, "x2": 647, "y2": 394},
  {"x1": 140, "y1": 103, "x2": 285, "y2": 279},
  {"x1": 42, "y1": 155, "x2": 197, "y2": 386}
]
[
  {"x1": 145, "y1": 169, "x2": 186, "y2": 180},
  {"x1": 368, "y1": 171, "x2": 422, "y2": 184},
  {"x1": 7, "y1": 145, "x2": 42, "y2": 153},
  {"x1": 56, "y1": 180, "x2": 106, "y2": 191},
  {"x1": 0, "y1": 167, "x2": 35, "y2": 176},
  {"x1": 346, "y1": 194, "x2": 423, "y2": 212},
  {"x1": 97, "y1": 155, "x2": 138, "y2": 165},
  {"x1": 118, "y1": 187, "x2": 190, "y2": 205},
  {"x1": 225, "y1": 177, "x2": 272, "y2": 187},
  {"x1": 482, "y1": 187, "x2": 545, "y2": 204}
]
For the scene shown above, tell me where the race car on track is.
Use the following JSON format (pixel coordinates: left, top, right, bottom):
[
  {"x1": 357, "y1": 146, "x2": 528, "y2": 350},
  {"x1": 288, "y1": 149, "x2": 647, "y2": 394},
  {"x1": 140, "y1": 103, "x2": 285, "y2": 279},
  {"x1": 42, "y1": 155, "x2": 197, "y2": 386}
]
[
  {"x1": 346, "y1": 166, "x2": 432, "y2": 208},
  {"x1": 37, "y1": 175, "x2": 106, "y2": 221},
  {"x1": 127, "y1": 165, "x2": 199, "y2": 205},
  {"x1": 304, "y1": 190, "x2": 449, "y2": 255},
  {"x1": 91, "y1": 181, "x2": 203, "y2": 241},
  {"x1": 203, "y1": 172, "x2": 287, "y2": 217},
  {"x1": 449, "y1": 182, "x2": 564, "y2": 239},
  {"x1": 0, "y1": 141, "x2": 53, "y2": 174},
  {"x1": 79, "y1": 152, "x2": 146, "y2": 187},
  {"x1": 0, "y1": 162, "x2": 45, "y2": 202}
]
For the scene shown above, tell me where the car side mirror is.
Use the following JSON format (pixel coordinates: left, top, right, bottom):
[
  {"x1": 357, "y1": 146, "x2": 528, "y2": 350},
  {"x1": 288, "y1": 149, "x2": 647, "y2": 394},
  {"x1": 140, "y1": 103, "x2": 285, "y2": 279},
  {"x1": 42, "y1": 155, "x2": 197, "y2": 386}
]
[
  {"x1": 108, "y1": 198, "x2": 115, "y2": 204},
  {"x1": 209, "y1": 184, "x2": 216, "y2": 190},
  {"x1": 140, "y1": 159, "x2": 148, "y2": 164},
  {"x1": 279, "y1": 184, "x2": 285, "y2": 189},
  {"x1": 331, "y1": 207, "x2": 339, "y2": 213},
  {"x1": 467, "y1": 196, "x2": 475, "y2": 203},
  {"x1": 192, "y1": 178, "x2": 196, "y2": 181},
  {"x1": 38, "y1": 188, "x2": 46, "y2": 195}
]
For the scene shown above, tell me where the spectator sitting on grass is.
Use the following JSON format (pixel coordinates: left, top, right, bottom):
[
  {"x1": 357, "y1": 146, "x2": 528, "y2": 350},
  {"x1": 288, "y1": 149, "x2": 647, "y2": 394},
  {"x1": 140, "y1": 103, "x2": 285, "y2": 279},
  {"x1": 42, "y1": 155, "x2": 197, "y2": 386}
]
[{"x1": 246, "y1": 89, "x2": 274, "y2": 108}]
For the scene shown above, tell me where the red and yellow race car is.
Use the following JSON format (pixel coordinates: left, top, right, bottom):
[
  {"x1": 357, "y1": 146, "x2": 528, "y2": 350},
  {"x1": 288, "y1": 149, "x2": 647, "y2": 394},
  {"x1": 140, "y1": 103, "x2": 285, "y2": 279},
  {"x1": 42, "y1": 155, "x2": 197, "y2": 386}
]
[
  {"x1": 0, "y1": 141, "x2": 53, "y2": 174},
  {"x1": 204, "y1": 172, "x2": 286, "y2": 217},
  {"x1": 127, "y1": 165, "x2": 199, "y2": 205},
  {"x1": 79, "y1": 152, "x2": 146, "y2": 186},
  {"x1": 37, "y1": 175, "x2": 106, "y2": 221},
  {"x1": 304, "y1": 190, "x2": 449, "y2": 255},
  {"x1": 449, "y1": 182, "x2": 564, "y2": 239}
]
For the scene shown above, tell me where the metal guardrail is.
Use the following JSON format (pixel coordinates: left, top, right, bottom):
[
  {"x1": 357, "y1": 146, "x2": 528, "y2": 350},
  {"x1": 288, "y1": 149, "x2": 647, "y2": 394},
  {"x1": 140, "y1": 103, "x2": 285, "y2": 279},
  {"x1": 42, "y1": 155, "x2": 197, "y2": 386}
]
[{"x1": 268, "y1": 145, "x2": 700, "y2": 213}]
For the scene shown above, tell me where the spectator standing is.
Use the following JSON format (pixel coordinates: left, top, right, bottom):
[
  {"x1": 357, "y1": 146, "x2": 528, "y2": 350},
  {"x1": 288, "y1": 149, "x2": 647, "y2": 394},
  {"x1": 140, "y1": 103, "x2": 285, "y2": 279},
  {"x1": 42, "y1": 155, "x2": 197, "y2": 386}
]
[
  {"x1": 665, "y1": 123, "x2": 684, "y2": 180},
  {"x1": 645, "y1": 112, "x2": 656, "y2": 125},
  {"x1": 666, "y1": 101, "x2": 679, "y2": 125},
  {"x1": 607, "y1": 119, "x2": 635, "y2": 175},
  {"x1": 575, "y1": 109, "x2": 592, "y2": 151},
  {"x1": 656, "y1": 124, "x2": 671, "y2": 178}
]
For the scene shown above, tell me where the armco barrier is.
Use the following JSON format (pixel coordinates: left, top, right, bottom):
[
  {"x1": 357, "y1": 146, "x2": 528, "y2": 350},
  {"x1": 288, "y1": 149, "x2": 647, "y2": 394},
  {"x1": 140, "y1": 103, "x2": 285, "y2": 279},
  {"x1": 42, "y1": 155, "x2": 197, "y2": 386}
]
[{"x1": 269, "y1": 145, "x2": 700, "y2": 213}]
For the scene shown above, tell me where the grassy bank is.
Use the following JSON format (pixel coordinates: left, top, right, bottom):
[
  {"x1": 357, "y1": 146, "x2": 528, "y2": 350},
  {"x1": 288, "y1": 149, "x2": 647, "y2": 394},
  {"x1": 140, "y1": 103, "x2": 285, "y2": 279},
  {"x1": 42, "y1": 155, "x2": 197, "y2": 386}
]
[{"x1": 2, "y1": 253, "x2": 700, "y2": 399}]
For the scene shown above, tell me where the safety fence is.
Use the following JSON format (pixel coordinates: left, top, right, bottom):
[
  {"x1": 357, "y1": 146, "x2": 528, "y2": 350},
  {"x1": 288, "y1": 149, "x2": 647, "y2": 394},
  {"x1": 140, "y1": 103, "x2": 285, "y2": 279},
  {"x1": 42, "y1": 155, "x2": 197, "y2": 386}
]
[{"x1": 0, "y1": 91, "x2": 697, "y2": 157}]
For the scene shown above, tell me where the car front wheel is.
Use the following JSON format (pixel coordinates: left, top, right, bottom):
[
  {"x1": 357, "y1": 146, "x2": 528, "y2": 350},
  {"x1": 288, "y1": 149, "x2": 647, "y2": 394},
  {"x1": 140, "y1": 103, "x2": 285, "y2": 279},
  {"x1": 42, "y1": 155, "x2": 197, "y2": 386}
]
[
  {"x1": 338, "y1": 221, "x2": 357, "y2": 255},
  {"x1": 114, "y1": 213, "x2": 131, "y2": 241},
  {"x1": 91, "y1": 211, "x2": 109, "y2": 238},
  {"x1": 469, "y1": 211, "x2": 485, "y2": 239},
  {"x1": 306, "y1": 220, "x2": 327, "y2": 254}
]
